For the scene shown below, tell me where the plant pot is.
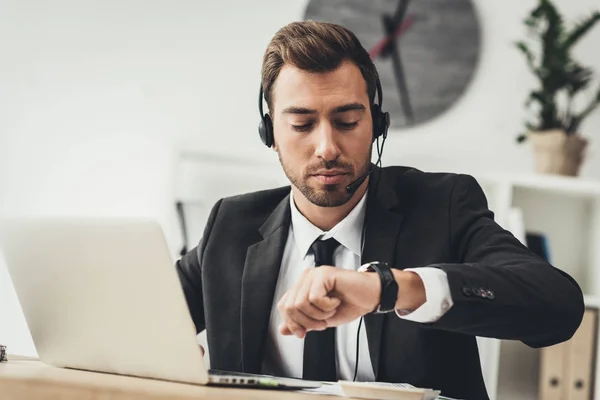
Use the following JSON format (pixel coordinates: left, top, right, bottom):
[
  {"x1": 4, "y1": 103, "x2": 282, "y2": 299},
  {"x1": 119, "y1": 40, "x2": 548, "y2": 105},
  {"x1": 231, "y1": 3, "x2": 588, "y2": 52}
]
[{"x1": 528, "y1": 130, "x2": 589, "y2": 176}]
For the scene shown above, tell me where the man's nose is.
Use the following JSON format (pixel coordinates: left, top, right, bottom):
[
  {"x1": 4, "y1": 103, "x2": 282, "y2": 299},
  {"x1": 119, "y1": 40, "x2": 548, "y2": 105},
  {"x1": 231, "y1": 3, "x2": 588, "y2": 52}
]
[{"x1": 314, "y1": 123, "x2": 341, "y2": 161}]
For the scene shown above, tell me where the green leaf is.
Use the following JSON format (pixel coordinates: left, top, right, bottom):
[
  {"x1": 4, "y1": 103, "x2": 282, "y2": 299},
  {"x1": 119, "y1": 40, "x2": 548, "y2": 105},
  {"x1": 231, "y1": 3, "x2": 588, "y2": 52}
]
[
  {"x1": 515, "y1": 41, "x2": 537, "y2": 71},
  {"x1": 568, "y1": 87, "x2": 600, "y2": 132},
  {"x1": 527, "y1": 90, "x2": 549, "y2": 108},
  {"x1": 564, "y1": 62, "x2": 593, "y2": 95},
  {"x1": 525, "y1": 0, "x2": 563, "y2": 35},
  {"x1": 525, "y1": 3, "x2": 544, "y2": 30},
  {"x1": 579, "y1": 89, "x2": 600, "y2": 119},
  {"x1": 567, "y1": 117, "x2": 581, "y2": 133},
  {"x1": 525, "y1": 91, "x2": 543, "y2": 108},
  {"x1": 564, "y1": 12, "x2": 600, "y2": 49}
]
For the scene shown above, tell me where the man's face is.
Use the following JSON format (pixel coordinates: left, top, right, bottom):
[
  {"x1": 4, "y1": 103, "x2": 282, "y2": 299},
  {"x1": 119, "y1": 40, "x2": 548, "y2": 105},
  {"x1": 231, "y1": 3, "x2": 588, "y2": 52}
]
[{"x1": 271, "y1": 60, "x2": 373, "y2": 207}]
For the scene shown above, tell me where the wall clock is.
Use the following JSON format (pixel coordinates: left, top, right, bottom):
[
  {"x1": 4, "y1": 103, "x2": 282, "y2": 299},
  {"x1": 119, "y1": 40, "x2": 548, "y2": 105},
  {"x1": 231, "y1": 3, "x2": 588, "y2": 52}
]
[{"x1": 304, "y1": 0, "x2": 481, "y2": 129}]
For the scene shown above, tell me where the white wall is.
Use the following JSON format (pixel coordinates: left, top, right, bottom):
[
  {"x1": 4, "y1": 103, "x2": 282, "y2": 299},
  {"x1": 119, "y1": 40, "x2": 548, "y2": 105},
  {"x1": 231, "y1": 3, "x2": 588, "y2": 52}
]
[{"x1": 1, "y1": 0, "x2": 599, "y2": 365}]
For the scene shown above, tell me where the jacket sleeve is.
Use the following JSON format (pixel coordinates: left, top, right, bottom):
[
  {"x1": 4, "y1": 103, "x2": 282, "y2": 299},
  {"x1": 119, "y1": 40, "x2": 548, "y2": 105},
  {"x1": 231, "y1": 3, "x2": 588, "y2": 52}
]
[
  {"x1": 426, "y1": 174, "x2": 585, "y2": 348},
  {"x1": 175, "y1": 198, "x2": 223, "y2": 334}
]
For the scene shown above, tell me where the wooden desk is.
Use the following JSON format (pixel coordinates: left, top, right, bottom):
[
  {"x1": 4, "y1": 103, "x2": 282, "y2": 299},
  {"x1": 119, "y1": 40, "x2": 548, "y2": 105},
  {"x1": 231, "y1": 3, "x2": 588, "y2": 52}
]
[{"x1": 0, "y1": 360, "x2": 329, "y2": 400}]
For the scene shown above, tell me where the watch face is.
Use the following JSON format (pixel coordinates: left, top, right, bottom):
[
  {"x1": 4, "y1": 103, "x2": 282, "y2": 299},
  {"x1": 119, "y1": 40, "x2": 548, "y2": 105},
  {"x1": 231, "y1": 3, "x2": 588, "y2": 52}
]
[{"x1": 304, "y1": 0, "x2": 481, "y2": 130}]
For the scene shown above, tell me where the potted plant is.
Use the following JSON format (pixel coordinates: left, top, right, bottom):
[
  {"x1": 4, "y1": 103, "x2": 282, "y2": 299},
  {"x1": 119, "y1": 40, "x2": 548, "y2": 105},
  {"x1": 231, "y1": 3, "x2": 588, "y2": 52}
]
[{"x1": 515, "y1": 0, "x2": 600, "y2": 176}]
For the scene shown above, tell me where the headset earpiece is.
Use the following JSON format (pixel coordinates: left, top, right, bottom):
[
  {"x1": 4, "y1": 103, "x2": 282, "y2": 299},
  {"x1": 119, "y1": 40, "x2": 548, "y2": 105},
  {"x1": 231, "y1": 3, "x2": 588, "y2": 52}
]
[
  {"x1": 258, "y1": 113, "x2": 274, "y2": 148},
  {"x1": 258, "y1": 85, "x2": 274, "y2": 148},
  {"x1": 379, "y1": 109, "x2": 390, "y2": 141},
  {"x1": 371, "y1": 104, "x2": 389, "y2": 142},
  {"x1": 371, "y1": 104, "x2": 380, "y2": 141},
  {"x1": 371, "y1": 79, "x2": 390, "y2": 142}
]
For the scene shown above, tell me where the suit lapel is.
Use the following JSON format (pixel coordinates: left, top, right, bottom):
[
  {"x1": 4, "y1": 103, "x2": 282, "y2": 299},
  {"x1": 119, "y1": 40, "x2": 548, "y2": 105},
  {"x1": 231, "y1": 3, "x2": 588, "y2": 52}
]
[
  {"x1": 240, "y1": 194, "x2": 291, "y2": 373},
  {"x1": 362, "y1": 168, "x2": 404, "y2": 378}
]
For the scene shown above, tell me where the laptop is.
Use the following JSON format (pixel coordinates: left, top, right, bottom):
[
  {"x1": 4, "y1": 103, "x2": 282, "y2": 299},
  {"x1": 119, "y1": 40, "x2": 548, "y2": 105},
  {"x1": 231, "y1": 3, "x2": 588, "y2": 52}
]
[{"x1": 0, "y1": 217, "x2": 320, "y2": 390}]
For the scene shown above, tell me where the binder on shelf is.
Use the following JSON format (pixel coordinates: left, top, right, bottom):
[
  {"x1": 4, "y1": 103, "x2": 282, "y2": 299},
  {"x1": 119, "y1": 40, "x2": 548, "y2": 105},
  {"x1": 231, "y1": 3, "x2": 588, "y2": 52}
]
[
  {"x1": 539, "y1": 338, "x2": 569, "y2": 400},
  {"x1": 525, "y1": 232, "x2": 551, "y2": 263},
  {"x1": 564, "y1": 307, "x2": 598, "y2": 400},
  {"x1": 538, "y1": 307, "x2": 598, "y2": 400}
]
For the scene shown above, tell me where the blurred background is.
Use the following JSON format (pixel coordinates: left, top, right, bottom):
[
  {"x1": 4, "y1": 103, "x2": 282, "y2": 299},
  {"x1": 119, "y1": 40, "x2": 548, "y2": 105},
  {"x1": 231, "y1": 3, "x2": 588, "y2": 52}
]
[{"x1": 1, "y1": 1, "x2": 600, "y2": 399}]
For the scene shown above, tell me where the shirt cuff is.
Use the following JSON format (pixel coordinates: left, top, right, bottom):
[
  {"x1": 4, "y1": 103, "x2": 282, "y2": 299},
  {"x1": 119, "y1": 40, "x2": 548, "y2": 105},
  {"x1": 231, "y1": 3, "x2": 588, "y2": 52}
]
[{"x1": 395, "y1": 267, "x2": 453, "y2": 323}]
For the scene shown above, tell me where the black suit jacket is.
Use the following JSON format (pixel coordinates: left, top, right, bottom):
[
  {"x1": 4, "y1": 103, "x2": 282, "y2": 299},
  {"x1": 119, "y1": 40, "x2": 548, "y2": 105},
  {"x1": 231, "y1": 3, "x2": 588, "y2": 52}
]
[{"x1": 177, "y1": 166, "x2": 584, "y2": 400}]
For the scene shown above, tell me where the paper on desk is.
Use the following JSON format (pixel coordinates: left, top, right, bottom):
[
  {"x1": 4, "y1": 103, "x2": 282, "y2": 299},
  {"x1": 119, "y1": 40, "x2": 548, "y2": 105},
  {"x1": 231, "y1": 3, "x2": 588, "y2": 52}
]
[
  {"x1": 298, "y1": 382, "x2": 463, "y2": 400},
  {"x1": 299, "y1": 382, "x2": 345, "y2": 396}
]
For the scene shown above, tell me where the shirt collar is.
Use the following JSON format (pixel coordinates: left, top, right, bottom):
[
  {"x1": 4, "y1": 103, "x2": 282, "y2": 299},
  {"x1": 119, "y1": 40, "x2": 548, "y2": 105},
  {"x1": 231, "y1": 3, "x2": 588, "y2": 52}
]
[{"x1": 289, "y1": 189, "x2": 368, "y2": 260}]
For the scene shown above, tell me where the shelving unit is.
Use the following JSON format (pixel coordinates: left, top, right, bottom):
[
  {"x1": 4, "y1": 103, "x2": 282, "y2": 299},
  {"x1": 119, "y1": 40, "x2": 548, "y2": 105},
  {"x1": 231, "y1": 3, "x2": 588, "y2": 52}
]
[{"x1": 474, "y1": 172, "x2": 600, "y2": 400}]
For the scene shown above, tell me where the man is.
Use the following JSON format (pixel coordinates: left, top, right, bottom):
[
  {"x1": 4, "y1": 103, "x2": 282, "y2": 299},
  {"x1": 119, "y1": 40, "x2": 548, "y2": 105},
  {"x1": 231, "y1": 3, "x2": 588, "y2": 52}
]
[{"x1": 177, "y1": 21, "x2": 584, "y2": 399}]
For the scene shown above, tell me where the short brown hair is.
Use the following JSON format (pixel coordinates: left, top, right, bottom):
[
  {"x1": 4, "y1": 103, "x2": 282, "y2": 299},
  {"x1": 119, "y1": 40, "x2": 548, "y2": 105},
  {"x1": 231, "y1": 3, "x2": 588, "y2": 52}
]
[{"x1": 261, "y1": 20, "x2": 378, "y2": 112}]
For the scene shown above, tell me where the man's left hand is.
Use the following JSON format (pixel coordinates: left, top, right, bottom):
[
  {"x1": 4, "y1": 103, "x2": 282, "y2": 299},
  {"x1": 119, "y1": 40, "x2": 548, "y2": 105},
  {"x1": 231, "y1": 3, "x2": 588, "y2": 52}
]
[
  {"x1": 277, "y1": 266, "x2": 427, "y2": 338},
  {"x1": 277, "y1": 266, "x2": 381, "y2": 338}
]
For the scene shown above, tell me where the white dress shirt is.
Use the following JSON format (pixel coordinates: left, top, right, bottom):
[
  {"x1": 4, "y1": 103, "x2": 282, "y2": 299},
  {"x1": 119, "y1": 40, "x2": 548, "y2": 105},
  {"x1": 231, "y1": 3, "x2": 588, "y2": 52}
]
[{"x1": 262, "y1": 189, "x2": 454, "y2": 381}]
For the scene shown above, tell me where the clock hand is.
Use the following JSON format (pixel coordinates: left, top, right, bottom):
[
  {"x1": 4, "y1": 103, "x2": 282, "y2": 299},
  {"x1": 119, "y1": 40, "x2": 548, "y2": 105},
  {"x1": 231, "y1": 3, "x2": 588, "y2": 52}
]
[
  {"x1": 382, "y1": 12, "x2": 415, "y2": 125},
  {"x1": 369, "y1": 0, "x2": 415, "y2": 125},
  {"x1": 368, "y1": 16, "x2": 415, "y2": 60}
]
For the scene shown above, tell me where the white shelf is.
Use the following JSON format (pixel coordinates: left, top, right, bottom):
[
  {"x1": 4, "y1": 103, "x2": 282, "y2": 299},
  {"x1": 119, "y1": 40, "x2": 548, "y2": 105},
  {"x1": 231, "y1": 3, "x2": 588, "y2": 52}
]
[
  {"x1": 477, "y1": 172, "x2": 600, "y2": 198},
  {"x1": 584, "y1": 294, "x2": 600, "y2": 309},
  {"x1": 473, "y1": 172, "x2": 600, "y2": 400}
]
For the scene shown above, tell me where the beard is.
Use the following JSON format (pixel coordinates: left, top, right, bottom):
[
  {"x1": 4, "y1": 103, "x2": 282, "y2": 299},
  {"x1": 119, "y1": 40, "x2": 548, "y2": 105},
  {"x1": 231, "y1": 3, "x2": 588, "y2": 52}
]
[{"x1": 277, "y1": 147, "x2": 372, "y2": 208}]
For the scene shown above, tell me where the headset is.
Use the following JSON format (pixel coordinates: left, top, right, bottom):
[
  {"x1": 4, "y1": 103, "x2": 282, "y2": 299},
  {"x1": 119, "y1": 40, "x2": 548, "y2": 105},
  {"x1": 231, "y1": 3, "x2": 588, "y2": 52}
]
[{"x1": 258, "y1": 77, "x2": 390, "y2": 148}]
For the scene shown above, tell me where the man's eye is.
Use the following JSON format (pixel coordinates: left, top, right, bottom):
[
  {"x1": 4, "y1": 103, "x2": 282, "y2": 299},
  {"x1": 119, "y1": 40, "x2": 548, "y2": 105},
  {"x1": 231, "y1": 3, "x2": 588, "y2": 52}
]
[
  {"x1": 292, "y1": 123, "x2": 313, "y2": 132},
  {"x1": 337, "y1": 121, "x2": 359, "y2": 130}
]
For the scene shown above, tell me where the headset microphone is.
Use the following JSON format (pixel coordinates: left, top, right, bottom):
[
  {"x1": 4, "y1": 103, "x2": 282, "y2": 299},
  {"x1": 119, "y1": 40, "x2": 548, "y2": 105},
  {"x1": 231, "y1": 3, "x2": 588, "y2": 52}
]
[
  {"x1": 345, "y1": 164, "x2": 376, "y2": 194},
  {"x1": 345, "y1": 135, "x2": 386, "y2": 195}
]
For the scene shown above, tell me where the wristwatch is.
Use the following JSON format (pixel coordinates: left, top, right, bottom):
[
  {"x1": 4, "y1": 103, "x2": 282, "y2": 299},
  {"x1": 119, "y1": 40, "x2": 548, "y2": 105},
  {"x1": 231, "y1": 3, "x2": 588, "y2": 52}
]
[{"x1": 358, "y1": 261, "x2": 399, "y2": 313}]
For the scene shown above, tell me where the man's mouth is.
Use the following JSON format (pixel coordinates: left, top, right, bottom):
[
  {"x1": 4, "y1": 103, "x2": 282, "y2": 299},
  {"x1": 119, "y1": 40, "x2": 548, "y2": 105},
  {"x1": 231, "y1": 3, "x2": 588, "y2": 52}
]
[{"x1": 310, "y1": 170, "x2": 349, "y2": 185}]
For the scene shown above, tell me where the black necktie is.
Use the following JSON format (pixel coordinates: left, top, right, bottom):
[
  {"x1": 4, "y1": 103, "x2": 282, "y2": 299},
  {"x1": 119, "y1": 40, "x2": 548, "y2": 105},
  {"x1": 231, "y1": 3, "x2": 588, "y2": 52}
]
[{"x1": 302, "y1": 237, "x2": 340, "y2": 381}]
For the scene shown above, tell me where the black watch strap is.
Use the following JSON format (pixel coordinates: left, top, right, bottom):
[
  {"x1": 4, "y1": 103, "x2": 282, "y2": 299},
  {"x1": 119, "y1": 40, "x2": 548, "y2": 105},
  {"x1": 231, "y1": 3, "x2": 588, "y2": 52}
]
[{"x1": 361, "y1": 261, "x2": 398, "y2": 313}]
